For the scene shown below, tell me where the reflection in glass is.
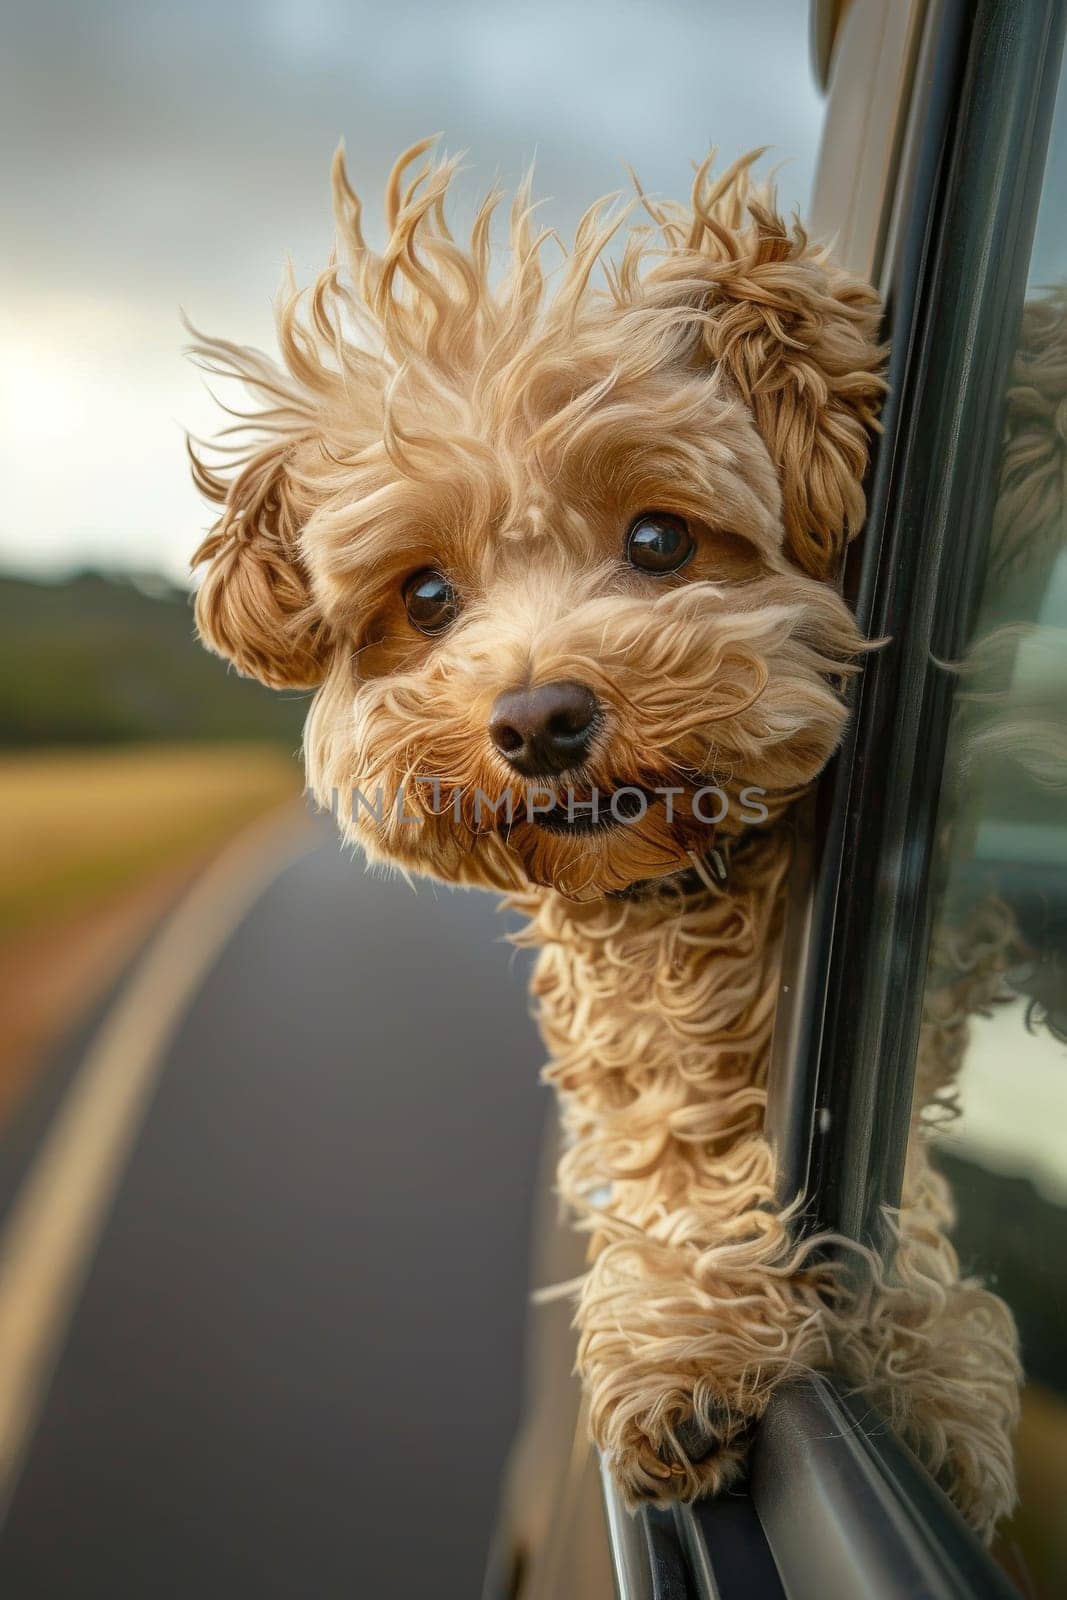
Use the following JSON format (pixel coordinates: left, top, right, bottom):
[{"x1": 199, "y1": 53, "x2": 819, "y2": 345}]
[{"x1": 918, "y1": 72, "x2": 1067, "y2": 1594}]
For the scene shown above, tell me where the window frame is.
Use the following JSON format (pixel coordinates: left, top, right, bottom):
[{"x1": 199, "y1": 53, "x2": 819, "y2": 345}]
[{"x1": 771, "y1": 0, "x2": 1067, "y2": 1252}]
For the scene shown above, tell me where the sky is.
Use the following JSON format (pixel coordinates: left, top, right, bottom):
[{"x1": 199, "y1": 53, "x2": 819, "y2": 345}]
[{"x1": 0, "y1": 0, "x2": 824, "y2": 584}]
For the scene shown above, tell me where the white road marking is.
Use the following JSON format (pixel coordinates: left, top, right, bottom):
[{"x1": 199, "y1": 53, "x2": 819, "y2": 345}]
[{"x1": 0, "y1": 805, "x2": 318, "y2": 1521}]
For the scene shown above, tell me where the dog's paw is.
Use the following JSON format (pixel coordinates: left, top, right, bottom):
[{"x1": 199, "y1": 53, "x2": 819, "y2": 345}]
[{"x1": 596, "y1": 1387, "x2": 760, "y2": 1506}]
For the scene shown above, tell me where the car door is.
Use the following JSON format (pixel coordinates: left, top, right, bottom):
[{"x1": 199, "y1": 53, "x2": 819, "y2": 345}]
[{"x1": 486, "y1": 1, "x2": 1067, "y2": 1594}]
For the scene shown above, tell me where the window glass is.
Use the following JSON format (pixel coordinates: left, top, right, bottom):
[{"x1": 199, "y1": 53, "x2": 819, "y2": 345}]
[{"x1": 921, "y1": 48, "x2": 1067, "y2": 1598}]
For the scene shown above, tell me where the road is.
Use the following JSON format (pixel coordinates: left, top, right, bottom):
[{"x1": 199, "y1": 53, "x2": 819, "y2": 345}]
[{"x1": 0, "y1": 810, "x2": 549, "y2": 1598}]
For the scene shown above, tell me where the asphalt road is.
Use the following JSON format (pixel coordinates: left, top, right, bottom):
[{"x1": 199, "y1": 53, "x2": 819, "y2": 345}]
[{"x1": 0, "y1": 813, "x2": 549, "y2": 1598}]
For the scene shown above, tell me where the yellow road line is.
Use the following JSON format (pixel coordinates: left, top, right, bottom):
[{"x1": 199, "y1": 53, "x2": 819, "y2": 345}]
[{"x1": 0, "y1": 804, "x2": 318, "y2": 1520}]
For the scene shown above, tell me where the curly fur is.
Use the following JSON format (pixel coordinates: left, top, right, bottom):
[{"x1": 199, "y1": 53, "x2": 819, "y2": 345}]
[{"x1": 186, "y1": 141, "x2": 1022, "y2": 1541}]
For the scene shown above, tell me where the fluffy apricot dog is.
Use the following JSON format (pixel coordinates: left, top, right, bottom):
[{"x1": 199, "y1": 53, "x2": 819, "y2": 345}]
[{"x1": 188, "y1": 142, "x2": 1020, "y2": 1539}]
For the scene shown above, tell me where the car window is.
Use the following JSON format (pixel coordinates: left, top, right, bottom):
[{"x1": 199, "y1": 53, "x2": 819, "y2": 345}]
[{"x1": 917, "y1": 45, "x2": 1067, "y2": 1600}]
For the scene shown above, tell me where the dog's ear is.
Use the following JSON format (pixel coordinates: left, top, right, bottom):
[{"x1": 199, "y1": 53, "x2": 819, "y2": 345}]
[
  {"x1": 635, "y1": 170, "x2": 885, "y2": 579},
  {"x1": 190, "y1": 429, "x2": 333, "y2": 692},
  {"x1": 695, "y1": 200, "x2": 885, "y2": 579}
]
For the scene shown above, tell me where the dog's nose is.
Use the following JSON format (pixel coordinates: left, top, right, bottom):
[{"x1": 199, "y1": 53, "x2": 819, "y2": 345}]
[{"x1": 489, "y1": 680, "x2": 600, "y2": 777}]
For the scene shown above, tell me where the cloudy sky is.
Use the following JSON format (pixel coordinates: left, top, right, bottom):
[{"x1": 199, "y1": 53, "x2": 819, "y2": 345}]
[{"x1": 1, "y1": 0, "x2": 823, "y2": 583}]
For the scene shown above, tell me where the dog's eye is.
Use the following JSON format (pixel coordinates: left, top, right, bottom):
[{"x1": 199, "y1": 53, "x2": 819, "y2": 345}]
[
  {"x1": 625, "y1": 512, "x2": 695, "y2": 575},
  {"x1": 403, "y1": 568, "x2": 460, "y2": 635}
]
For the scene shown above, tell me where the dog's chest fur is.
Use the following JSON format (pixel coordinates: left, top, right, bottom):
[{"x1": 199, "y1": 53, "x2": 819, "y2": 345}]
[{"x1": 513, "y1": 829, "x2": 792, "y2": 1240}]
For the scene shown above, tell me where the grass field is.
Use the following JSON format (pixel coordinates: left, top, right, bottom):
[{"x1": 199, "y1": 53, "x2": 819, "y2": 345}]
[{"x1": 0, "y1": 743, "x2": 303, "y2": 941}]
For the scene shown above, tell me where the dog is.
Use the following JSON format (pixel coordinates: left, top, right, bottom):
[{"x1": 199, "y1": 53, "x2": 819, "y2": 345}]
[{"x1": 187, "y1": 141, "x2": 1021, "y2": 1540}]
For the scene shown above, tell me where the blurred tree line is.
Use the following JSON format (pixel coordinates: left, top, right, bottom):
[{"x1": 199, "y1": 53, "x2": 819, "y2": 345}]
[{"x1": 0, "y1": 572, "x2": 306, "y2": 746}]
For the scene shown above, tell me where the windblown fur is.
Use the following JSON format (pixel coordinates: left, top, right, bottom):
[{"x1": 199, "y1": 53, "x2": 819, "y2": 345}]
[{"x1": 187, "y1": 141, "x2": 1023, "y2": 1542}]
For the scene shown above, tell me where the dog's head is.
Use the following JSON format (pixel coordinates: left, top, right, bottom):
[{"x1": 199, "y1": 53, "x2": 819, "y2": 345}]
[{"x1": 190, "y1": 142, "x2": 883, "y2": 899}]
